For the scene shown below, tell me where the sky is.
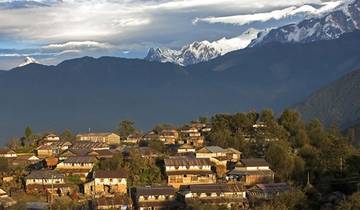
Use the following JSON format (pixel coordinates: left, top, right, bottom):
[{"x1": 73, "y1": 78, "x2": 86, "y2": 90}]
[{"x1": 0, "y1": 0, "x2": 347, "y2": 69}]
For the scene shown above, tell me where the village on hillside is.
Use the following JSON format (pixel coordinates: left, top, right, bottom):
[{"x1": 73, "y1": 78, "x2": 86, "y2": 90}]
[{"x1": 0, "y1": 110, "x2": 359, "y2": 209}]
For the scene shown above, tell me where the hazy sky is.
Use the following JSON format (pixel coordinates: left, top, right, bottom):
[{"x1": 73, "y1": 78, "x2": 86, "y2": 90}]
[{"x1": 0, "y1": 0, "x2": 346, "y2": 69}]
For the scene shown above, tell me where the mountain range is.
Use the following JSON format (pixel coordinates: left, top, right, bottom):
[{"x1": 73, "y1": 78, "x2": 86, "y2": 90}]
[
  {"x1": 251, "y1": 0, "x2": 360, "y2": 46},
  {"x1": 145, "y1": 29, "x2": 261, "y2": 66},
  {"x1": 1, "y1": 30, "x2": 360, "y2": 141},
  {"x1": 147, "y1": 0, "x2": 360, "y2": 66}
]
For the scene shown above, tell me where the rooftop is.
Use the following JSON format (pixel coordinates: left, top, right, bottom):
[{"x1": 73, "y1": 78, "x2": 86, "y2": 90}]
[
  {"x1": 197, "y1": 146, "x2": 226, "y2": 153},
  {"x1": 186, "y1": 183, "x2": 245, "y2": 194},
  {"x1": 77, "y1": 132, "x2": 118, "y2": 137},
  {"x1": 0, "y1": 148, "x2": 15, "y2": 154},
  {"x1": 26, "y1": 170, "x2": 65, "y2": 180},
  {"x1": 136, "y1": 186, "x2": 175, "y2": 197},
  {"x1": 239, "y1": 158, "x2": 270, "y2": 167},
  {"x1": 164, "y1": 156, "x2": 211, "y2": 167},
  {"x1": 62, "y1": 156, "x2": 96, "y2": 164},
  {"x1": 94, "y1": 170, "x2": 127, "y2": 178},
  {"x1": 250, "y1": 183, "x2": 290, "y2": 194}
]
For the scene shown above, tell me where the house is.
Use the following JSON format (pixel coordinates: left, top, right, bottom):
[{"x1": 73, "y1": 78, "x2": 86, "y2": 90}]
[
  {"x1": 94, "y1": 196, "x2": 132, "y2": 210},
  {"x1": 71, "y1": 141, "x2": 110, "y2": 151},
  {"x1": 124, "y1": 133, "x2": 143, "y2": 144},
  {"x1": 196, "y1": 146, "x2": 227, "y2": 159},
  {"x1": 159, "y1": 129, "x2": 179, "y2": 145},
  {"x1": 0, "y1": 188, "x2": 17, "y2": 208},
  {"x1": 25, "y1": 170, "x2": 65, "y2": 186},
  {"x1": 58, "y1": 148, "x2": 90, "y2": 160},
  {"x1": 36, "y1": 145, "x2": 61, "y2": 157},
  {"x1": 24, "y1": 170, "x2": 74, "y2": 195},
  {"x1": 138, "y1": 147, "x2": 160, "y2": 159},
  {"x1": 87, "y1": 150, "x2": 114, "y2": 159},
  {"x1": 227, "y1": 158, "x2": 274, "y2": 186},
  {"x1": 47, "y1": 141, "x2": 72, "y2": 151},
  {"x1": 189, "y1": 123, "x2": 212, "y2": 133},
  {"x1": 76, "y1": 132, "x2": 120, "y2": 145},
  {"x1": 196, "y1": 146, "x2": 230, "y2": 167},
  {"x1": 164, "y1": 156, "x2": 216, "y2": 188},
  {"x1": 142, "y1": 131, "x2": 159, "y2": 141},
  {"x1": 132, "y1": 186, "x2": 180, "y2": 210},
  {"x1": 179, "y1": 126, "x2": 204, "y2": 147},
  {"x1": 42, "y1": 133, "x2": 60, "y2": 142},
  {"x1": 84, "y1": 170, "x2": 128, "y2": 196},
  {"x1": 177, "y1": 144, "x2": 196, "y2": 154},
  {"x1": 0, "y1": 188, "x2": 7, "y2": 197},
  {"x1": 0, "y1": 148, "x2": 17, "y2": 158},
  {"x1": 56, "y1": 156, "x2": 96, "y2": 180},
  {"x1": 225, "y1": 148, "x2": 241, "y2": 163},
  {"x1": 178, "y1": 183, "x2": 248, "y2": 208},
  {"x1": 9, "y1": 155, "x2": 41, "y2": 167},
  {"x1": 248, "y1": 183, "x2": 290, "y2": 200}
]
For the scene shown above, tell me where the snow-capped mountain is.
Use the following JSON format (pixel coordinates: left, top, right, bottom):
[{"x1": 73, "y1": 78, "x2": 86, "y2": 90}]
[
  {"x1": 250, "y1": 0, "x2": 360, "y2": 47},
  {"x1": 18, "y1": 57, "x2": 40, "y2": 67},
  {"x1": 145, "y1": 28, "x2": 261, "y2": 66}
]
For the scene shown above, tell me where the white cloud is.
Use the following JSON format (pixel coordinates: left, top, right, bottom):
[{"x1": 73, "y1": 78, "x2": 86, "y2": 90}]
[
  {"x1": 193, "y1": 1, "x2": 343, "y2": 25},
  {"x1": 0, "y1": 0, "x2": 347, "y2": 69},
  {"x1": 43, "y1": 41, "x2": 113, "y2": 50}
]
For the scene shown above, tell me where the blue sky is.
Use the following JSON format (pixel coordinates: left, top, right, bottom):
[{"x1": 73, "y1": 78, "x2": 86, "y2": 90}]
[{"x1": 0, "y1": 0, "x2": 346, "y2": 69}]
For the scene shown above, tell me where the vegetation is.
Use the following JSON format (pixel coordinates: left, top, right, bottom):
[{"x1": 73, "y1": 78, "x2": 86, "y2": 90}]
[
  {"x1": 96, "y1": 148, "x2": 162, "y2": 186},
  {"x1": 205, "y1": 109, "x2": 360, "y2": 209}
]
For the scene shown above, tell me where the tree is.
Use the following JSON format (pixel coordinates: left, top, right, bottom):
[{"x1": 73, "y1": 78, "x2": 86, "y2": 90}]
[
  {"x1": 265, "y1": 142, "x2": 294, "y2": 180},
  {"x1": 60, "y1": 129, "x2": 75, "y2": 142},
  {"x1": 117, "y1": 120, "x2": 137, "y2": 138},
  {"x1": 6, "y1": 138, "x2": 21, "y2": 150},
  {"x1": 256, "y1": 190, "x2": 308, "y2": 210},
  {"x1": 24, "y1": 126, "x2": 32, "y2": 140},
  {"x1": 0, "y1": 158, "x2": 9, "y2": 172},
  {"x1": 306, "y1": 119, "x2": 329, "y2": 149},
  {"x1": 338, "y1": 192, "x2": 360, "y2": 210}
]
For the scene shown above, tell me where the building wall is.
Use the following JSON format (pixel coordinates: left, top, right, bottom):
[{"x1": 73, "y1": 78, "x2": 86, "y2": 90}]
[
  {"x1": 84, "y1": 179, "x2": 127, "y2": 195},
  {"x1": 26, "y1": 178, "x2": 64, "y2": 186},
  {"x1": 245, "y1": 174, "x2": 274, "y2": 186},
  {"x1": 77, "y1": 133, "x2": 120, "y2": 144},
  {"x1": 168, "y1": 174, "x2": 216, "y2": 188}
]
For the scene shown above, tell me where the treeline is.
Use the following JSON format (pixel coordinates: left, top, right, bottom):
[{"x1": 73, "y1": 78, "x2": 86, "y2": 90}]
[{"x1": 206, "y1": 109, "x2": 360, "y2": 209}]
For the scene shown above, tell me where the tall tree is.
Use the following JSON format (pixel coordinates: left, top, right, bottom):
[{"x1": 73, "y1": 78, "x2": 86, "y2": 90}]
[
  {"x1": 24, "y1": 126, "x2": 32, "y2": 140},
  {"x1": 117, "y1": 120, "x2": 137, "y2": 138}
]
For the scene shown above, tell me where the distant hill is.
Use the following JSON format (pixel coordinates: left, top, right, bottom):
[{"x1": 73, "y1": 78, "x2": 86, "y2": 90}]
[
  {"x1": 2, "y1": 31, "x2": 360, "y2": 142},
  {"x1": 295, "y1": 68, "x2": 360, "y2": 129}
]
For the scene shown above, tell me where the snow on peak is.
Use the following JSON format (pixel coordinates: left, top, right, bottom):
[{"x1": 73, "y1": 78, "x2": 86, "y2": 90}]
[
  {"x1": 250, "y1": 0, "x2": 360, "y2": 47},
  {"x1": 145, "y1": 28, "x2": 262, "y2": 66},
  {"x1": 18, "y1": 57, "x2": 40, "y2": 67}
]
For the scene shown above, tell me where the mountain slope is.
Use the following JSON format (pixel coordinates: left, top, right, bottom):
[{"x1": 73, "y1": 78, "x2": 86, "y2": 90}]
[
  {"x1": 251, "y1": 0, "x2": 360, "y2": 46},
  {"x1": 2, "y1": 31, "x2": 360, "y2": 141},
  {"x1": 145, "y1": 29, "x2": 260, "y2": 66},
  {"x1": 18, "y1": 57, "x2": 40, "y2": 67},
  {"x1": 295, "y1": 68, "x2": 360, "y2": 128}
]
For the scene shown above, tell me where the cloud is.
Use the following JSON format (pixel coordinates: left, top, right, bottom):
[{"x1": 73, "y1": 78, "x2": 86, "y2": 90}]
[
  {"x1": 0, "y1": 0, "x2": 346, "y2": 69},
  {"x1": 42, "y1": 41, "x2": 113, "y2": 50},
  {"x1": 193, "y1": 1, "x2": 343, "y2": 25}
]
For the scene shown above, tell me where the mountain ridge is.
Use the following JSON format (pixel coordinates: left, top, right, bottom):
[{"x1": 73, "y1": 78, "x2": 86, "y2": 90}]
[
  {"x1": 250, "y1": 0, "x2": 360, "y2": 47},
  {"x1": 2, "y1": 31, "x2": 360, "y2": 141},
  {"x1": 145, "y1": 29, "x2": 260, "y2": 66}
]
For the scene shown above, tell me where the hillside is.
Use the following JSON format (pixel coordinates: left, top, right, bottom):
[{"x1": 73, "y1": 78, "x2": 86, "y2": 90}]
[
  {"x1": 295, "y1": 68, "x2": 360, "y2": 129},
  {"x1": 2, "y1": 31, "x2": 360, "y2": 141}
]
